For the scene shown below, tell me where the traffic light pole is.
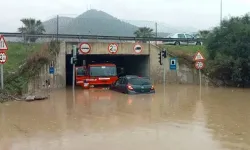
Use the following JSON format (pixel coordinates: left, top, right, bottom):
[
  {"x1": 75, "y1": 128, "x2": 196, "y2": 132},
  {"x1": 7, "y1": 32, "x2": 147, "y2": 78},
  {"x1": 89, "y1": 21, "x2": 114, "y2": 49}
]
[
  {"x1": 162, "y1": 49, "x2": 167, "y2": 84},
  {"x1": 72, "y1": 45, "x2": 77, "y2": 90}
]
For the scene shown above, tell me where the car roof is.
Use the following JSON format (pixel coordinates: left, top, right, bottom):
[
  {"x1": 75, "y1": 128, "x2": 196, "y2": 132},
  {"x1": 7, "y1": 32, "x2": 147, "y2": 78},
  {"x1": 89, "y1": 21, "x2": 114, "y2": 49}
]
[
  {"x1": 120, "y1": 75, "x2": 151, "y2": 80},
  {"x1": 119, "y1": 75, "x2": 138, "y2": 79}
]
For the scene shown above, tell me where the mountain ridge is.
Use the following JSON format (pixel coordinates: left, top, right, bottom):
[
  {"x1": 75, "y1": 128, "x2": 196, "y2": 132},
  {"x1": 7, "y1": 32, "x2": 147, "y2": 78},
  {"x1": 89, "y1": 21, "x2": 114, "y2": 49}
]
[{"x1": 43, "y1": 9, "x2": 196, "y2": 37}]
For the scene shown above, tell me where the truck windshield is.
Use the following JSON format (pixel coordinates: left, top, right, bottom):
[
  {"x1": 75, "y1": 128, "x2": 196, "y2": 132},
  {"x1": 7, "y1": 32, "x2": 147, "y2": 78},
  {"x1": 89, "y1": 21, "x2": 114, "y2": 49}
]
[
  {"x1": 76, "y1": 68, "x2": 87, "y2": 76},
  {"x1": 89, "y1": 66, "x2": 117, "y2": 77}
]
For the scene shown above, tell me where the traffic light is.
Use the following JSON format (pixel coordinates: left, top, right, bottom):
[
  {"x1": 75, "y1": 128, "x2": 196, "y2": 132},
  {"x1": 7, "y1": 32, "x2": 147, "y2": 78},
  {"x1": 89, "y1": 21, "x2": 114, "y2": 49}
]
[
  {"x1": 71, "y1": 48, "x2": 79, "y2": 57},
  {"x1": 162, "y1": 50, "x2": 167, "y2": 58},
  {"x1": 158, "y1": 51, "x2": 162, "y2": 65}
]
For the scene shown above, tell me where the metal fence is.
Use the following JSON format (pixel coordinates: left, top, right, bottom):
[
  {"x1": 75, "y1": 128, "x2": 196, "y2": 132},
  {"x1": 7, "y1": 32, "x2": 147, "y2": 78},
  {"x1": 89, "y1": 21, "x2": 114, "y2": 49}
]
[{"x1": 0, "y1": 32, "x2": 203, "y2": 43}]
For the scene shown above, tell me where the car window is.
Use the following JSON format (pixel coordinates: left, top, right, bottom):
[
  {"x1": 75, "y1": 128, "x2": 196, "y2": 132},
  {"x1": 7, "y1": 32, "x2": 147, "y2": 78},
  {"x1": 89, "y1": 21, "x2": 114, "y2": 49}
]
[
  {"x1": 177, "y1": 34, "x2": 185, "y2": 38},
  {"x1": 76, "y1": 68, "x2": 87, "y2": 76},
  {"x1": 128, "y1": 78, "x2": 152, "y2": 85},
  {"x1": 185, "y1": 34, "x2": 193, "y2": 38}
]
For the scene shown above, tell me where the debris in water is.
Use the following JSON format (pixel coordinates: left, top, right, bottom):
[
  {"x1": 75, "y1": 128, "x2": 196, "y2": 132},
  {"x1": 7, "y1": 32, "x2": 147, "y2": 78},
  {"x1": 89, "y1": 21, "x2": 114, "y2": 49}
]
[{"x1": 25, "y1": 95, "x2": 48, "y2": 102}]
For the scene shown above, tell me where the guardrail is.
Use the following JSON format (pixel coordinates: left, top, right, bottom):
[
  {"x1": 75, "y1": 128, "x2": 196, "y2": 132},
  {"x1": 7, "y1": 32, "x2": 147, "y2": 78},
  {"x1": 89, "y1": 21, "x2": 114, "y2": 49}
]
[{"x1": 0, "y1": 32, "x2": 203, "y2": 42}]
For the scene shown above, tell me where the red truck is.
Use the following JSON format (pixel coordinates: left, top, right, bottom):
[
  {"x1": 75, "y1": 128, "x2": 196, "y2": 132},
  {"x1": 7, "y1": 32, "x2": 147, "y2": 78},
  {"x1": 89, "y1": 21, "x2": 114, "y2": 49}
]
[{"x1": 75, "y1": 63, "x2": 119, "y2": 88}]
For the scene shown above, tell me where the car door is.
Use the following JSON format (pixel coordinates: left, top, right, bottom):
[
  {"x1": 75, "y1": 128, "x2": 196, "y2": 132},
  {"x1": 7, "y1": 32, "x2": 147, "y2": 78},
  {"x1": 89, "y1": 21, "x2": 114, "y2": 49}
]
[
  {"x1": 185, "y1": 34, "x2": 196, "y2": 45},
  {"x1": 177, "y1": 33, "x2": 188, "y2": 45},
  {"x1": 117, "y1": 77, "x2": 125, "y2": 92},
  {"x1": 120, "y1": 78, "x2": 128, "y2": 93},
  {"x1": 112, "y1": 78, "x2": 122, "y2": 91}
]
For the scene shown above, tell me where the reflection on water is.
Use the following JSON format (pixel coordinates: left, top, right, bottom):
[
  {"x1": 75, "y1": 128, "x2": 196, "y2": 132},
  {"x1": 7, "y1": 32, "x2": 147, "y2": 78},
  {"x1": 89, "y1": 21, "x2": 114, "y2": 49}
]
[{"x1": 0, "y1": 85, "x2": 250, "y2": 150}]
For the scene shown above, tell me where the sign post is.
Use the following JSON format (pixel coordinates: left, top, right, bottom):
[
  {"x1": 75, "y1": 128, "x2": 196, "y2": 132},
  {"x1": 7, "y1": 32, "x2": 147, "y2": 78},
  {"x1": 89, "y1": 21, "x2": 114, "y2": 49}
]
[
  {"x1": 193, "y1": 51, "x2": 206, "y2": 93},
  {"x1": 0, "y1": 35, "x2": 8, "y2": 90},
  {"x1": 0, "y1": 65, "x2": 3, "y2": 89},
  {"x1": 170, "y1": 58, "x2": 178, "y2": 83}
]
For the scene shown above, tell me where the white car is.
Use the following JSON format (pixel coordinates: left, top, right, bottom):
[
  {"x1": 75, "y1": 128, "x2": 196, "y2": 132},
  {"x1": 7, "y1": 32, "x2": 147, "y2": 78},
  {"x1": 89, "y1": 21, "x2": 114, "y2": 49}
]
[{"x1": 163, "y1": 33, "x2": 202, "y2": 45}]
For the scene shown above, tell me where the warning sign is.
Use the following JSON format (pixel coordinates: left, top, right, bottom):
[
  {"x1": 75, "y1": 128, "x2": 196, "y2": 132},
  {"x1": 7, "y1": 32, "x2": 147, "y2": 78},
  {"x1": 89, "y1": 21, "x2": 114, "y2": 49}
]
[
  {"x1": 108, "y1": 43, "x2": 118, "y2": 54},
  {"x1": 193, "y1": 51, "x2": 205, "y2": 61},
  {"x1": 133, "y1": 43, "x2": 143, "y2": 53},
  {"x1": 79, "y1": 42, "x2": 91, "y2": 54},
  {"x1": 0, "y1": 52, "x2": 7, "y2": 64},
  {"x1": 0, "y1": 35, "x2": 8, "y2": 51}
]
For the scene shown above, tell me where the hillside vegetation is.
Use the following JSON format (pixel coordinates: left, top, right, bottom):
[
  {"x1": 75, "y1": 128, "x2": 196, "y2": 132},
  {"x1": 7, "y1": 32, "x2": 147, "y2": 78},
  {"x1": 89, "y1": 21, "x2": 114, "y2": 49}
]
[
  {"x1": 1, "y1": 41, "x2": 59, "y2": 102},
  {"x1": 5, "y1": 43, "x2": 42, "y2": 73}
]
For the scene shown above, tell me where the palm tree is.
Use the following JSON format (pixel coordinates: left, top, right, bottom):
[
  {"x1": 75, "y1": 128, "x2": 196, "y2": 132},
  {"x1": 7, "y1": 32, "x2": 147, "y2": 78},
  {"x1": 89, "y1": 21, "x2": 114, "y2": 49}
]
[
  {"x1": 134, "y1": 27, "x2": 155, "y2": 43},
  {"x1": 18, "y1": 18, "x2": 46, "y2": 42}
]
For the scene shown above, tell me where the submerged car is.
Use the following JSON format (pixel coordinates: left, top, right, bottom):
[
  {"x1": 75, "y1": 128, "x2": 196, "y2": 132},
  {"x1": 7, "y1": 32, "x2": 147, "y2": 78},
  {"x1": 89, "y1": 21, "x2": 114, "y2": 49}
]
[{"x1": 110, "y1": 75, "x2": 155, "y2": 94}]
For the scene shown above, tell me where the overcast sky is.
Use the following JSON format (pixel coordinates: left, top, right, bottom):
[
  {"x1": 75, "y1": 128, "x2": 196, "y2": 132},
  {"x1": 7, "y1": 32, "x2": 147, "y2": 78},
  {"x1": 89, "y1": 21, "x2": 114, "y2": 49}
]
[{"x1": 2, "y1": 0, "x2": 250, "y2": 32}]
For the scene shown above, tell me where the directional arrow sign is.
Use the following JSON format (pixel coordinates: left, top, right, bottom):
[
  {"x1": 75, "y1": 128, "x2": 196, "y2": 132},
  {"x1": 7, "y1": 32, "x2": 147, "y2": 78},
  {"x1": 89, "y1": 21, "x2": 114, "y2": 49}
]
[
  {"x1": 0, "y1": 35, "x2": 8, "y2": 50},
  {"x1": 193, "y1": 51, "x2": 205, "y2": 61}
]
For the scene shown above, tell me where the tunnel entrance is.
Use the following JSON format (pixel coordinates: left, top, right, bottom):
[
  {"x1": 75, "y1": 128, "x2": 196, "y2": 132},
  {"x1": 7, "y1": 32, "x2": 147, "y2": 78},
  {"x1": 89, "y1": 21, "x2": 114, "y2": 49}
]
[{"x1": 66, "y1": 54, "x2": 150, "y2": 86}]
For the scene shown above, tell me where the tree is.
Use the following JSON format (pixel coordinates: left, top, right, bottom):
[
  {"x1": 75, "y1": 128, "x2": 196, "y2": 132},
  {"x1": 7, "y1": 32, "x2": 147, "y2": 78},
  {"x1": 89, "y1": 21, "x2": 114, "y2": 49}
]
[
  {"x1": 198, "y1": 30, "x2": 210, "y2": 39},
  {"x1": 134, "y1": 27, "x2": 155, "y2": 43},
  {"x1": 205, "y1": 14, "x2": 250, "y2": 87},
  {"x1": 18, "y1": 18, "x2": 45, "y2": 42}
]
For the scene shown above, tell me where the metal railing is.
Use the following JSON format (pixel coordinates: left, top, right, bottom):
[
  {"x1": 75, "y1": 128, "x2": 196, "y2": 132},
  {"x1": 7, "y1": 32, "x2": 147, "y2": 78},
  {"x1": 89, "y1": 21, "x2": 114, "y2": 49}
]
[{"x1": 0, "y1": 32, "x2": 203, "y2": 42}]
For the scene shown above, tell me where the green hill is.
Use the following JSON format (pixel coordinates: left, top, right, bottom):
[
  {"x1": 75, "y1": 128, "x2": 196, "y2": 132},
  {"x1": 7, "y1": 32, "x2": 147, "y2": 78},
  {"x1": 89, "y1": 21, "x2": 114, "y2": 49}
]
[
  {"x1": 43, "y1": 9, "x2": 138, "y2": 36},
  {"x1": 43, "y1": 9, "x2": 170, "y2": 37}
]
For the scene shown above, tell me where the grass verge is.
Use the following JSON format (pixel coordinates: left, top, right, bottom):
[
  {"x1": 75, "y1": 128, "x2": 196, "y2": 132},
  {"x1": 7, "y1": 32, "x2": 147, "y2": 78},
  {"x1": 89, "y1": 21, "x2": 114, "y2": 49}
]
[
  {"x1": 5, "y1": 42, "x2": 43, "y2": 74},
  {"x1": 1, "y1": 41, "x2": 59, "y2": 102},
  {"x1": 160, "y1": 45, "x2": 206, "y2": 66}
]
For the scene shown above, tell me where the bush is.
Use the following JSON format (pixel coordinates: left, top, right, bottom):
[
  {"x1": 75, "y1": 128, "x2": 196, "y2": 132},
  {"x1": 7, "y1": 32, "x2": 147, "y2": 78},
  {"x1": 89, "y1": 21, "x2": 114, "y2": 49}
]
[
  {"x1": 205, "y1": 14, "x2": 250, "y2": 87},
  {"x1": 4, "y1": 40, "x2": 60, "y2": 95}
]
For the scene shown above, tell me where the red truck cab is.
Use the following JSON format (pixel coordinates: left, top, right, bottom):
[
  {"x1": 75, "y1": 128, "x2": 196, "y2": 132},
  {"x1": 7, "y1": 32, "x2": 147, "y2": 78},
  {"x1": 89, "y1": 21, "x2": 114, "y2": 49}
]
[{"x1": 75, "y1": 63, "x2": 118, "y2": 88}]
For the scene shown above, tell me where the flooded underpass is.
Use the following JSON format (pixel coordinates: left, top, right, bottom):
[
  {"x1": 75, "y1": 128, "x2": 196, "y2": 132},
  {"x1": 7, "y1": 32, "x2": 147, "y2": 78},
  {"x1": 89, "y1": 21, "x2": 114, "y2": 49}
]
[{"x1": 0, "y1": 85, "x2": 250, "y2": 150}]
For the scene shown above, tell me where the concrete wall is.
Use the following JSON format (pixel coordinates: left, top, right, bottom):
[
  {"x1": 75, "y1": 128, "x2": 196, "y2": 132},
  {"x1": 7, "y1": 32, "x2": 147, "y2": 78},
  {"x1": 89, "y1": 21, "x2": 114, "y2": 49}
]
[
  {"x1": 149, "y1": 44, "x2": 208, "y2": 85},
  {"x1": 65, "y1": 42, "x2": 149, "y2": 55},
  {"x1": 26, "y1": 42, "x2": 66, "y2": 95}
]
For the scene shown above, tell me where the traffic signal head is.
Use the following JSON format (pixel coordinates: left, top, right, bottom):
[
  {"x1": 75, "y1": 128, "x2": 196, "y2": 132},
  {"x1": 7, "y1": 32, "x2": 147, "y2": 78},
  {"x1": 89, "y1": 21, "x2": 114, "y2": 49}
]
[
  {"x1": 158, "y1": 51, "x2": 162, "y2": 65},
  {"x1": 162, "y1": 50, "x2": 167, "y2": 58},
  {"x1": 72, "y1": 48, "x2": 79, "y2": 57}
]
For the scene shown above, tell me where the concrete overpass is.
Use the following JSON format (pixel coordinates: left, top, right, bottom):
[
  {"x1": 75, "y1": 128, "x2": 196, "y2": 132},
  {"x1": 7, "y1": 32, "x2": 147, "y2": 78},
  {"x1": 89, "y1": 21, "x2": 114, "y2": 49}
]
[{"x1": 27, "y1": 41, "x2": 201, "y2": 92}]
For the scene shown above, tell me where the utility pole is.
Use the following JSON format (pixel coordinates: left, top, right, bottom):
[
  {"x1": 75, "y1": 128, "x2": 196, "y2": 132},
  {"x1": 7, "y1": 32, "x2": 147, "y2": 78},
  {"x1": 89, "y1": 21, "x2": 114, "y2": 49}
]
[
  {"x1": 220, "y1": 0, "x2": 223, "y2": 26},
  {"x1": 56, "y1": 15, "x2": 59, "y2": 42},
  {"x1": 155, "y1": 22, "x2": 158, "y2": 45}
]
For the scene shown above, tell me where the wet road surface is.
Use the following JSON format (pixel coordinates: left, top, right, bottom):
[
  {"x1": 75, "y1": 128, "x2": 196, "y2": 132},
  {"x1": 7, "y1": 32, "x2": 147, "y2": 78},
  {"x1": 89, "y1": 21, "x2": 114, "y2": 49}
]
[{"x1": 0, "y1": 85, "x2": 250, "y2": 150}]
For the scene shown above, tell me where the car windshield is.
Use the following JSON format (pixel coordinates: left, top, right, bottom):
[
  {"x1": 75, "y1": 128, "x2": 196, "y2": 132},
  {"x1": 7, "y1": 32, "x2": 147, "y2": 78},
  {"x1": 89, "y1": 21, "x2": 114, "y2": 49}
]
[
  {"x1": 128, "y1": 78, "x2": 152, "y2": 85},
  {"x1": 90, "y1": 66, "x2": 117, "y2": 77},
  {"x1": 76, "y1": 68, "x2": 87, "y2": 76}
]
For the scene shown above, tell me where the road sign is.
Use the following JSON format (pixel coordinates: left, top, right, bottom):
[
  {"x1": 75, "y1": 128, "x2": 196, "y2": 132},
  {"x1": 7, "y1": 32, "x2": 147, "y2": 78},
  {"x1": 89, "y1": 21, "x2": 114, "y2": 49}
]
[
  {"x1": 49, "y1": 67, "x2": 54, "y2": 74},
  {"x1": 195, "y1": 61, "x2": 205, "y2": 70},
  {"x1": 108, "y1": 43, "x2": 118, "y2": 54},
  {"x1": 193, "y1": 51, "x2": 205, "y2": 61},
  {"x1": 0, "y1": 35, "x2": 8, "y2": 50},
  {"x1": 79, "y1": 42, "x2": 91, "y2": 54},
  {"x1": 0, "y1": 52, "x2": 7, "y2": 64},
  {"x1": 170, "y1": 58, "x2": 177, "y2": 70},
  {"x1": 134, "y1": 43, "x2": 142, "y2": 53}
]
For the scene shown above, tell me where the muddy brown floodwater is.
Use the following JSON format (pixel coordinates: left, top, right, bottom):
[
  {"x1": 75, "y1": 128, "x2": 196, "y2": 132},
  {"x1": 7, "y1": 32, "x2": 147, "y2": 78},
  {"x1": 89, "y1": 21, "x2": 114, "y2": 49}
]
[{"x1": 0, "y1": 85, "x2": 250, "y2": 150}]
